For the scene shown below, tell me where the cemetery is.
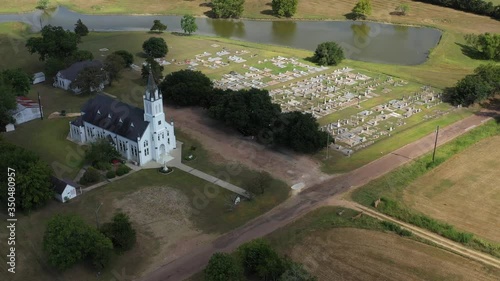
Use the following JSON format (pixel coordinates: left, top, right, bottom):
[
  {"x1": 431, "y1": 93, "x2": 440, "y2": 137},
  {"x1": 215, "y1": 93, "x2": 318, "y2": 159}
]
[{"x1": 177, "y1": 47, "x2": 453, "y2": 156}]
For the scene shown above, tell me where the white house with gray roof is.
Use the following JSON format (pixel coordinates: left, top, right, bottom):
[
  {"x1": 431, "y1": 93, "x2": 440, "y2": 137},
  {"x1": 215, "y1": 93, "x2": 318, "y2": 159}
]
[
  {"x1": 54, "y1": 60, "x2": 107, "y2": 94},
  {"x1": 68, "y1": 73, "x2": 176, "y2": 166}
]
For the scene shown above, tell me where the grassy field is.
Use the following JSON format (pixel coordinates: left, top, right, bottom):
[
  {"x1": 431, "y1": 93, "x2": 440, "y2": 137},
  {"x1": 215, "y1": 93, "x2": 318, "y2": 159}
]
[
  {"x1": 0, "y1": 166, "x2": 288, "y2": 281},
  {"x1": 266, "y1": 207, "x2": 500, "y2": 281},
  {"x1": 403, "y1": 136, "x2": 500, "y2": 243}
]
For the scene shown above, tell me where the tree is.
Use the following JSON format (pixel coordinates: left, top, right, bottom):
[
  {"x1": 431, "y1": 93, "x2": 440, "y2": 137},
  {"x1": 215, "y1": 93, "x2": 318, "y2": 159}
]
[
  {"x1": 44, "y1": 57, "x2": 67, "y2": 77},
  {"x1": 351, "y1": 0, "x2": 372, "y2": 19},
  {"x1": 160, "y1": 69, "x2": 213, "y2": 106},
  {"x1": 150, "y1": 19, "x2": 167, "y2": 33},
  {"x1": 211, "y1": 0, "x2": 245, "y2": 18},
  {"x1": 204, "y1": 252, "x2": 244, "y2": 281},
  {"x1": 273, "y1": 111, "x2": 330, "y2": 153},
  {"x1": 70, "y1": 49, "x2": 94, "y2": 63},
  {"x1": 104, "y1": 53, "x2": 126, "y2": 86},
  {"x1": 74, "y1": 19, "x2": 89, "y2": 37},
  {"x1": 79, "y1": 167, "x2": 101, "y2": 185},
  {"x1": 237, "y1": 239, "x2": 284, "y2": 277},
  {"x1": 208, "y1": 88, "x2": 282, "y2": 137},
  {"x1": 464, "y1": 33, "x2": 500, "y2": 61},
  {"x1": 247, "y1": 171, "x2": 273, "y2": 195},
  {"x1": 25, "y1": 25, "x2": 81, "y2": 61},
  {"x1": 181, "y1": 15, "x2": 198, "y2": 35},
  {"x1": 85, "y1": 138, "x2": 121, "y2": 166},
  {"x1": 101, "y1": 212, "x2": 136, "y2": 253},
  {"x1": 0, "y1": 81, "x2": 16, "y2": 130},
  {"x1": 272, "y1": 0, "x2": 299, "y2": 18},
  {"x1": 113, "y1": 50, "x2": 134, "y2": 67},
  {"x1": 0, "y1": 68, "x2": 32, "y2": 95},
  {"x1": 395, "y1": 3, "x2": 410, "y2": 15},
  {"x1": 445, "y1": 64, "x2": 500, "y2": 106},
  {"x1": 142, "y1": 37, "x2": 168, "y2": 58},
  {"x1": 36, "y1": 0, "x2": 50, "y2": 10},
  {"x1": 72, "y1": 65, "x2": 107, "y2": 94},
  {"x1": 43, "y1": 214, "x2": 113, "y2": 270},
  {"x1": 279, "y1": 262, "x2": 317, "y2": 281},
  {"x1": 0, "y1": 142, "x2": 54, "y2": 211},
  {"x1": 141, "y1": 57, "x2": 164, "y2": 83},
  {"x1": 313, "y1": 42, "x2": 345, "y2": 66}
]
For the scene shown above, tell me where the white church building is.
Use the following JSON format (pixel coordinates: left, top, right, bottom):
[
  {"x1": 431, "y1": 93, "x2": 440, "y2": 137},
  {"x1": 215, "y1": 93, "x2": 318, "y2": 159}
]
[{"x1": 68, "y1": 73, "x2": 176, "y2": 166}]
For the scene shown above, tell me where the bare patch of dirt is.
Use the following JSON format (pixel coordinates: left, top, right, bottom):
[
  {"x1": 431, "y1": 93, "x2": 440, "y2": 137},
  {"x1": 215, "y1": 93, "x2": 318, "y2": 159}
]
[
  {"x1": 288, "y1": 228, "x2": 500, "y2": 281},
  {"x1": 166, "y1": 106, "x2": 334, "y2": 187},
  {"x1": 113, "y1": 186, "x2": 216, "y2": 278}
]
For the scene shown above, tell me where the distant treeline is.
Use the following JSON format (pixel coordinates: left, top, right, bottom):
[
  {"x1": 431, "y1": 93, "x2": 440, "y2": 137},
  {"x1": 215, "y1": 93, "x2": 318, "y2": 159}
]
[{"x1": 414, "y1": 0, "x2": 500, "y2": 20}]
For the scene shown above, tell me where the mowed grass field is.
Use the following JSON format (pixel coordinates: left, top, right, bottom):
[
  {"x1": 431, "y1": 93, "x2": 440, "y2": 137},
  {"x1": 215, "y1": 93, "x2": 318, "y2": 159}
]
[
  {"x1": 267, "y1": 207, "x2": 500, "y2": 281},
  {"x1": 403, "y1": 136, "x2": 500, "y2": 243}
]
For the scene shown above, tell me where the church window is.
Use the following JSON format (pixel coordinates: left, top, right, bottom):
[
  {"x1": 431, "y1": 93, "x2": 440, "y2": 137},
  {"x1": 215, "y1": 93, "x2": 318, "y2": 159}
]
[
  {"x1": 158, "y1": 135, "x2": 160, "y2": 141},
  {"x1": 162, "y1": 133, "x2": 164, "y2": 139},
  {"x1": 158, "y1": 120, "x2": 161, "y2": 125}
]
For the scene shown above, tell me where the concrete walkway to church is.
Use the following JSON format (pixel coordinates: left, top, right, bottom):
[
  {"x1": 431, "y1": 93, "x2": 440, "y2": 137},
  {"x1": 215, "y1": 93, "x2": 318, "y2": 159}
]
[{"x1": 166, "y1": 141, "x2": 251, "y2": 198}]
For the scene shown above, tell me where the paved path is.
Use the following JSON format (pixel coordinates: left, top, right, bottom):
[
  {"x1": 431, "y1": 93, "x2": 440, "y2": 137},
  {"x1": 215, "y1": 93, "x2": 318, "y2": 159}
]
[
  {"x1": 166, "y1": 141, "x2": 251, "y2": 197},
  {"x1": 141, "y1": 112, "x2": 497, "y2": 281}
]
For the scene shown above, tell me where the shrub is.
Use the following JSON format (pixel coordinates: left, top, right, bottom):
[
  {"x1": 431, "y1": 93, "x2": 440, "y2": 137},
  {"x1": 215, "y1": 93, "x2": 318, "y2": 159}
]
[
  {"x1": 101, "y1": 212, "x2": 136, "y2": 253},
  {"x1": 313, "y1": 42, "x2": 345, "y2": 66},
  {"x1": 381, "y1": 221, "x2": 412, "y2": 237},
  {"x1": 60, "y1": 110, "x2": 66, "y2": 116},
  {"x1": 93, "y1": 161, "x2": 112, "y2": 171},
  {"x1": 116, "y1": 164, "x2": 131, "y2": 176},
  {"x1": 79, "y1": 167, "x2": 100, "y2": 185},
  {"x1": 204, "y1": 252, "x2": 244, "y2": 281},
  {"x1": 106, "y1": 170, "x2": 116, "y2": 179}
]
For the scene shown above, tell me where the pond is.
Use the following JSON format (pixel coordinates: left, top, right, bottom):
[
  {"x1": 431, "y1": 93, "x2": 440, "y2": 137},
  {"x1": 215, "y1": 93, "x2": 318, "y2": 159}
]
[{"x1": 0, "y1": 6, "x2": 442, "y2": 65}]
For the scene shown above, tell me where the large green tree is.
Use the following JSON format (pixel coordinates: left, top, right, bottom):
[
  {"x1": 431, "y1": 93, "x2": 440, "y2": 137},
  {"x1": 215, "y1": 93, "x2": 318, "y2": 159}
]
[
  {"x1": 141, "y1": 57, "x2": 164, "y2": 83},
  {"x1": 0, "y1": 68, "x2": 32, "y2": 96},
  {"x1": 43, "y1": 214, "x2": 113, "y2": 270},
  {"x1": 70, "y1": 49, "x2": 94, "y2": 63},
  {"x1": 237, "y1": 239, "x2": 285, "y2": 278},
  {"x1": 150, "y1": 19, "x2": 167, "y2": 33},
  {"x1": 351, "y1": 0, "x2": 372, "y2": 19},
  {"x1": 273, "y1": 111, "x2": 330, "y2": 153},
  {"x1": 74, "y1": 19, "x2": 89, "y2": 37},
  {"x1": 208, "y1": 88, "x2": 281, "y2": 136},
  {"x1": 72, "y1": 65, "x2": 107, "y2": 94},
  {"x1": 272, "y1": 0, "x2": 299, "y2": 18},
  {"x1": 160, "y1": 69, "x2": 213, "y2": 106},
  {"x1": 101, "y1": 212, "x2": 137, "y2": 253},
  {"x1": 205, "y1": 252, "x2": 244, "y2": 281},
  {"x1": 25, "y1": 25, "x2": 81, "y2": 61},
  {"x1": 313, "y1": 41, "x2": 345, "y2": 66},
  {"x1": 0, "y1": 82, "x2": 16, "y2": 130},
  {"x1": 181, "y1": 14, "x2": 198, "y2": 35},
  {"x1": 142, "y1": 37, "x2": 168, "y2": 58},
  {"x1": 113, "y1": 50, "x2": 134, "y2": 67},
  {"x1": 464, "y1": 33, "x2": 500, "y2": 61},
  {"x1": 104, "y1": 53, "x2": 126, "y2": 86},
  {"x1": 212, "y1": 0, "x2": 245, "y2": 18},
  {"x1": 0, "y1": 142, "x2": 53, "y2": 211}
]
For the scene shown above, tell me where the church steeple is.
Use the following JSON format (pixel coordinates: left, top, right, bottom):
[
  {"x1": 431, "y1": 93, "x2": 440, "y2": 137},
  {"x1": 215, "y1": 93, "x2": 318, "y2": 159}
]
[{"x1": 145, "y1": 71, "x2": 159, "y2": 101}]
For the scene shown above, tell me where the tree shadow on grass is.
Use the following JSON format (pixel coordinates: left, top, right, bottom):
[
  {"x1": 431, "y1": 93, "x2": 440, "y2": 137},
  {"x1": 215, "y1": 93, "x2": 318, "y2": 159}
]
[
  {"x1": 135, "y1": 52, "x2": 148, "y2": 59},
  {"x1": 199, "y1": 2, "x2": 213, "y2": 8},
  {"x1": 344, "y1": 12, "x2": 365, "y2": 20},
  {"x1": 389, "y1": 11, "x2": 406, "y2": 16},
  {"x1": 171, "y1": 31, "x2": 189, "y2": 37},
  {"x1": 261, "y1": 9, "x2": 275, "y2": 16},
  {"x1": 455, "y1": 42, "x2": 487, "y2": 60}
]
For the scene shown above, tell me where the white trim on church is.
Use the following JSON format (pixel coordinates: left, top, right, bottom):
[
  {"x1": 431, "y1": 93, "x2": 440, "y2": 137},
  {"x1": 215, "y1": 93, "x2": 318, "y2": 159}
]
[{"x1": 68, "y1": 73, "x2": 176, "y2": 166}]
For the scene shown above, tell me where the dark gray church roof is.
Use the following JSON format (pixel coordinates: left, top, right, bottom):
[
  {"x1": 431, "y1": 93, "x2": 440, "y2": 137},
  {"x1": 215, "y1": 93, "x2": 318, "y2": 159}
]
[
  {"x1": 71, "y1": 94, "x2": 149, "y2": 141},
  {"x1": 59, "y1": 60, "x2": 103, "y2": 82}
]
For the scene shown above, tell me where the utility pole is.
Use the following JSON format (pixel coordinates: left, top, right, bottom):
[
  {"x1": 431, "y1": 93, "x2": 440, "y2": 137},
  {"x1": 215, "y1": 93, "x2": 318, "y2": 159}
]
[
  {"x1": 432, "y1": 126, "x2": 440, "y2": 162},
  {"x1": 95, "y1": 202, "x2": 103, "y2": 229},
  {"x1": 37, "y1": 92, "x2": 43, "y2": 120}
]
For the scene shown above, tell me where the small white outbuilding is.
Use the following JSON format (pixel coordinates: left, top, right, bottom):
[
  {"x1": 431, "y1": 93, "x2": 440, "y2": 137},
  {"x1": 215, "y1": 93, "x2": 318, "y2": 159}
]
[
  {"x1": 33, "y1": 72, "x2": 45, "y2": 84},
  {"x1": 51, "y1": 177, "x2": 79, "y2": 203}
]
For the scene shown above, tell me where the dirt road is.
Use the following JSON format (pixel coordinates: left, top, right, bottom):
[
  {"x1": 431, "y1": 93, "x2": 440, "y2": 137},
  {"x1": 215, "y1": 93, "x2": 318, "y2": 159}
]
[{"x1": 141, "y1": 112, "x2": 497, "y2": 281}]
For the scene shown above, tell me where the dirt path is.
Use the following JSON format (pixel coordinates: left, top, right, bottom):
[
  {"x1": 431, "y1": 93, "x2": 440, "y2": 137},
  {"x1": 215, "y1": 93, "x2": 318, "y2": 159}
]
[
  {"x1": 324, "y1": 198, "x2": 500, "y2": 270},
  {"x1": 141, "y1": 111, "x2": 498, "y2": 281},
  {"x1": 166, "y1": 105, "x2": 334, "y2": 187}
]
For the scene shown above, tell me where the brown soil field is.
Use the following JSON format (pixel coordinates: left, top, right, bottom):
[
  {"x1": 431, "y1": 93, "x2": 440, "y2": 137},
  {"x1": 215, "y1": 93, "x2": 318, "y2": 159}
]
[
  {"x1": 3, "y1": 1, "x2": 498, "y2": 34},
  {"x1": 403, "y1": 136, "x2": 500, "y2": 243},
  {"x1": 288, "y1": 228, "x2": 500, "y2": 281}
]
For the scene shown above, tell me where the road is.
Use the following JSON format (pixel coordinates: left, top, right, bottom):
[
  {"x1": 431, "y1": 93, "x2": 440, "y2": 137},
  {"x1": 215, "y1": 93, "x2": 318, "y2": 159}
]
[{"x1": 141, "y1": 112, "x2": 497, "y2": 281}]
